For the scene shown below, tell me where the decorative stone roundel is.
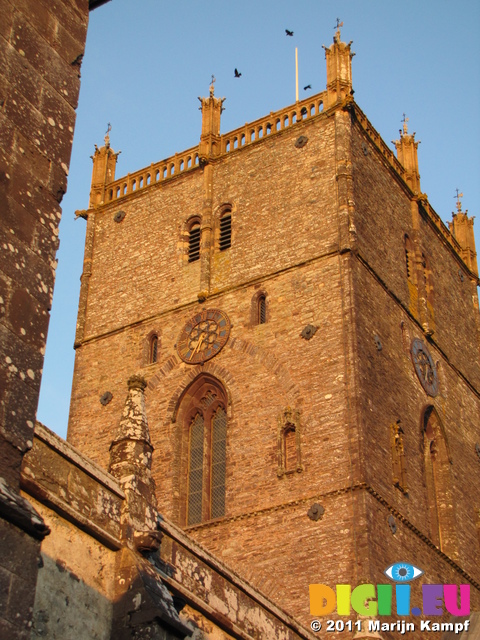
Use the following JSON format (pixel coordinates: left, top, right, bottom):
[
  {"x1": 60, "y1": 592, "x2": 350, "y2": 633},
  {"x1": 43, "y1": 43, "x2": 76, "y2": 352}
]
[
  {"x1": 301, "y1": 324, "x2": 317, "y2": 340},
  {"x1": 410, "y1": 338, "x2": 439, "y2": 397},
  {"x1": 100, "y1": 391, "x2": 113, "y2": 405},
  {"x1": 113, "y1": 210, "x2": 126, "y2": 223},
  {"x1": 176, "y1": 309, "x2": 231, "y2": 364},
  {"x1": 294, "y1": 135, "x2": 308, "y2": 149},
  {"x1": 307, "y1": 503, "x2": 325, "y2": 521}
]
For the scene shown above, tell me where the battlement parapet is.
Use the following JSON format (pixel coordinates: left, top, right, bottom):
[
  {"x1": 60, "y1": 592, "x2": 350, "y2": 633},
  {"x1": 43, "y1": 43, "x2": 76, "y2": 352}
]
[{"x1": 100, "y1": 91, "x2": 328, "y2": 206}]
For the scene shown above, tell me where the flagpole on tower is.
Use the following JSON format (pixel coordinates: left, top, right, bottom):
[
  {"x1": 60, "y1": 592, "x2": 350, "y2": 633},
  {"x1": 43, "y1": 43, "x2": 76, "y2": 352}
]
[{"x1": 295, "y1": 47, "x2": 299, "y2": 102}]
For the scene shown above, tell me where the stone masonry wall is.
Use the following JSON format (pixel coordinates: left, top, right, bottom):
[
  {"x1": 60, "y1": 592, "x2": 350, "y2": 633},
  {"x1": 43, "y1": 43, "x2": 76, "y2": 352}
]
[
  {"x1": 67, "y1": 110, "x2": 368, "y2": 627},
  {"x1": 0, "y1": 0, "x2": 89, "y2": 482},
  {"x1": 67, "y1": 99, "x2": 480, "y2": 635},
  {"x1": 0, "y1": 1, "x2": 90, "y2": 637}
]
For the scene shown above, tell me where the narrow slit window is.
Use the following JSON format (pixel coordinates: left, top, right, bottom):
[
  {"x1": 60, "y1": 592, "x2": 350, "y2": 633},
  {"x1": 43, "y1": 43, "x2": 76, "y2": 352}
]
[
  {"x1": 149, "y1": 335, "x2": 158, "y2": 364},
  {"x1": 391, "y1": 421, "x2": 407, "y2": 493},
  {"x1": 219, "y1": 213, "x2": 231, "y2": 251},
  {"x1": 188, "y1": 223, "x2": 201, "y2": 262},
  {"x1": 258, "y1": 295, "x2": 266, "y2": 324},
  {"x1": 277, "y1": 408, "x2": 302, "y2": 476},
  {"x1": 284, "y1": 427, "x2": 296, "y2": 472},
  {"x1": 404, "y1": 234, "x2": 415, "y2": 284}
]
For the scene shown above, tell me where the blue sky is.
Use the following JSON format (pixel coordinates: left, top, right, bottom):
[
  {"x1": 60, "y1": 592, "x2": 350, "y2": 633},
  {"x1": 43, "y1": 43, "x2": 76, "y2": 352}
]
[{"x1": 37, "y1": 0, "x2": 480, "y2": 438}]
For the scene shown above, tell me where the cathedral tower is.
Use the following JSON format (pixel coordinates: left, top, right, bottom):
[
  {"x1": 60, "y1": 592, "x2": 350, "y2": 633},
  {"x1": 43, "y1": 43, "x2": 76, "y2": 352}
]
[{"x1": 67, "y1": 27, "x2": 480, "y2": 635}]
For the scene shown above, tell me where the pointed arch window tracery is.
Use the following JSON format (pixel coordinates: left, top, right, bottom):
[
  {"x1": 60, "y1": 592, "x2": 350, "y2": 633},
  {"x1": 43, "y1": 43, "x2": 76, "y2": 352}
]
[
  {"x1": 179, "y1": 375, "x2": 228, "y2": 525},
  {"x1": 423, "y1": 406, "x2": 457, "y2": 556}
]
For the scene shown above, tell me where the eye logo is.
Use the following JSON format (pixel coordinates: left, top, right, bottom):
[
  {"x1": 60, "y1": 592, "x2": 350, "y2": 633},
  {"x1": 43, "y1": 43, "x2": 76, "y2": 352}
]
[
  {"x1": 384, "y1": 562, "x2": 424, "y2": 582},
  {"x1": 310, "y1": 562, "x2": 470, "y2": 619}
]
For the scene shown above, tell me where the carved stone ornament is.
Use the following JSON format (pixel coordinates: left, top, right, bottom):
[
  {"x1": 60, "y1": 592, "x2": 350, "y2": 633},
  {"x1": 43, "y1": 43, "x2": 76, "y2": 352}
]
[
  {"x1": 301, "y1": 324, "x2": 318, "y2": 340},
  {"x1": 294, "y1": 135, "x2": 308, "y2": 149},
  {"x1": 176, "y1": 309, "x2": 231, "y2": 364},
  {"x1": 387, "y1": 514, "x2": 397, "y2": 535},
  {"x1": 307, "y1": 503, "x2": 325, "y2": 521},
  {"x1": 113, "y1": 210, "x2": 126, "y2": 223},
  {"x1": 100, "y1": 391, "x2": 113, "y2": 405},
  {"x1": 410, "y1": 338, "x2": 439, "y2": 397}
]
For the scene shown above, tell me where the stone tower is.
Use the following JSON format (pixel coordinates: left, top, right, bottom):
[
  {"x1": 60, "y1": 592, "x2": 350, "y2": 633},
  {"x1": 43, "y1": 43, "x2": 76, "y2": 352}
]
[{"x1": 67, "y1": 27, "x2": 480, "y2": 635}]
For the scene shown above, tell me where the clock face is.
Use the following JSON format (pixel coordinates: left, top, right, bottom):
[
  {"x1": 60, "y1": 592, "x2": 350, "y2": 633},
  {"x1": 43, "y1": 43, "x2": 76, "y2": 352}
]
[
  {"x1": 177, "y1": 309, "x2": 231, "y2": 364},
  {"x1": 411, "y1": 338, "x2": 439, "y2": 397}
]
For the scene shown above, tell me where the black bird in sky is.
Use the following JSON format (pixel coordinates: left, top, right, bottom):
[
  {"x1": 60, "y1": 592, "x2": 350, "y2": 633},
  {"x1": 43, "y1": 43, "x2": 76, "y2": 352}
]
[
  {"x1": 234, "y1": 68, "x2": 242, "y2": 78},
  {"x1": 285, "y1": 29, "x2": 294, "y2": 36},
  {"x1": 304, "y1": 84, "x2": 311, "y2": 90}
]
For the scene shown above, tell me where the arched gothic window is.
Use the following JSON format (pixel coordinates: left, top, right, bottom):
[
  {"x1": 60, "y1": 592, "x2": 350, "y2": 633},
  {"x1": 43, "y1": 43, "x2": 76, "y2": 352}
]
[
  {"x1": 149, "y1": 335, "x2": 158, "y2": 364},
  {"x1": 391, "y1": 421, "x2": 407, "y2": 493},
  {"x1": 423, "y1": 406, "x2": 457, "y2": 556},
  {"x1": 277, "y1": 407, "x2": 302, "y2": 477},
  {"x1": 284, "y1": 426, "x2": 297, "y2": 472},
  {"x1": 404, "y1": 234, "x2": 415, "y2": 285},
  {"x1": 422, "y1": 253, "x2": 435, "y2": 312},
  {"x1": 258, "y1": 295, "x2": 266, "y2": 324},
  {"x1": 179, "y1": 375, "x2": 228, "y2": 525},
  {"x1": 251, "y1": 290, "x2": 268, "y2": 326}
]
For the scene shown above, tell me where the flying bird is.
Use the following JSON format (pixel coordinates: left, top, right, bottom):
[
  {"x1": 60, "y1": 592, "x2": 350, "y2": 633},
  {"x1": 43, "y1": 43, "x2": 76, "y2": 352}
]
[
  {"x1": 303, "y1": 84, "x2": 311, "y2": 91},
  {"x1": 234, "y1": 68, "x2": 242, "y2": 78},
  {"x1": 285, "y1": 29, "x2": 294, "y2": 36}
]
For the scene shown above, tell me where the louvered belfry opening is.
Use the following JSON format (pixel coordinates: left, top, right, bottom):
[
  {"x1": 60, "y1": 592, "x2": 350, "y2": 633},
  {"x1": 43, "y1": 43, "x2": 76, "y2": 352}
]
[
  {"x1": 181, "y1": 375, "x2": 228, "y2": 525},
  {"x1": 219, "y1": 212, "x2": 231, "y2": 251},
  {"x1": 188, "y1": 222, "x2": 201, "y2": 262}
]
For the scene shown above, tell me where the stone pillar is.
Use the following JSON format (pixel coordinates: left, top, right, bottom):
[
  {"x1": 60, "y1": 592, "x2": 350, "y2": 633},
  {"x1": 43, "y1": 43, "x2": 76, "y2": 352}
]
[
  {"x1": 109, "y1": 376, "x2": 158, "y2": 539},
  {"x1": 197, "y1": 81, "x2": 225, "y2": 300}
]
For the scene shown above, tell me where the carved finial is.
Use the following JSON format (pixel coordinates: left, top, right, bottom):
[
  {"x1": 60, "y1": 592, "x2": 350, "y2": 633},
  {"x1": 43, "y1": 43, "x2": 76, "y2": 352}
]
[
  {"x1": 454, "y1": 188, "x2": 464, "y2": 213},
  {"x1": 104, "y1": 122, "x2": 111, "y2": 147},
  {"x1": 401, "y1": 113, "x2": 409, "y2": 135}
]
